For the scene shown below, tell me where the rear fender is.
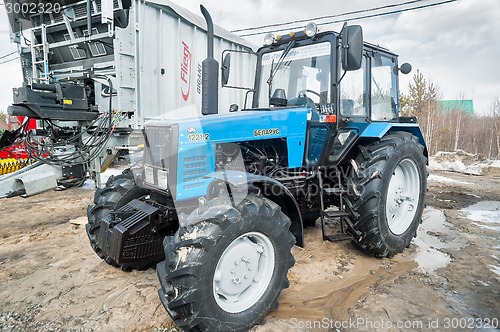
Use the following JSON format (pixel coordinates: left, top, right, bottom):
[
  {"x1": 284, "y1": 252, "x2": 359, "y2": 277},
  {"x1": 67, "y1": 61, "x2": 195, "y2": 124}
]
[{"x1": 360, "y1": 123, "x2": 428, "y2": 160}]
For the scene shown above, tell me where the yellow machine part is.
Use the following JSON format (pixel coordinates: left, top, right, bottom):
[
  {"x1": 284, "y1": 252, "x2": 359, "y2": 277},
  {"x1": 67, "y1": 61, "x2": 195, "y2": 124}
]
[{"x1": 0, "y1": 158, "x2": 31, "y2": 175}]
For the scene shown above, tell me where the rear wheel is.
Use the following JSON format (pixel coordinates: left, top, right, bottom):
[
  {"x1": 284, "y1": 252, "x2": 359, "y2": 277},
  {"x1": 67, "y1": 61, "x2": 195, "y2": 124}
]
[
  {"x1": 345, "y1": 132, "x2": 427, "y2": 257},
  {"x1": 157, "y1": 195, "x2": 295, "y2": 331}
]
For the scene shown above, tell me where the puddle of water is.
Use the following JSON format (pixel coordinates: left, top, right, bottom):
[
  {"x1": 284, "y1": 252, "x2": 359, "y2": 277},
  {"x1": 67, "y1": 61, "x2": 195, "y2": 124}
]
[
  {"x1": 467, "y1": 210, "x2": 500, "y2": 223},
  {"x1": 460, "y1": 201, "x2": 500, "y2": 233},
  {"x1": 413, "y1": 208, "x2": 456, "y2": 275},
  {"x1": 460, "y1": 201, "x2": 500, "y2": 218},
  {"x1": 460, "y1": 201, "x2": 500, "y2": 278},
  {"x1": 274, "y1": 258, "x2": 416, "y2": 322},
  {"x1": 471, "y1": 222, "x2": 500, "y2": 232}
]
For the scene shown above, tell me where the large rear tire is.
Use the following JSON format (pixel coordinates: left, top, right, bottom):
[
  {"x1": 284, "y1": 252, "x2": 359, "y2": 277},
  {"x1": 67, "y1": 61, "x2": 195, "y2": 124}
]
[
  {"x1": 86, "y1": 170, "x2": 149, "y2": 267},
  {"x1": 157, "y1": 195, "x2": 295, "y2": 331},
  {"x1": 345, "y1": 132, "x2": 427, "y2": 257}
]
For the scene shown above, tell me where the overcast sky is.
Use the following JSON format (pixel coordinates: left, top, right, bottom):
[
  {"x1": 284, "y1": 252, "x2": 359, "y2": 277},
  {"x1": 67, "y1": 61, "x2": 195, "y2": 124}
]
[{"x1": 0, "y1": 0, "x2": 499, "y2": 115}]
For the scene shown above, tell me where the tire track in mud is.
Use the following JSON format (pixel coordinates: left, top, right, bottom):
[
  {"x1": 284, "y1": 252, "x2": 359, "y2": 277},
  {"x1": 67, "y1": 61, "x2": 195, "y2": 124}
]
[
  {"x1": 256, "y1": 225, "x2": 418, "y2": 331},
  {"x1": 343, "y1": 173, "x2": 500, "y2": 332},
  {"x1": 258, "y1": 172, "x2": 500, "y2": 331}
]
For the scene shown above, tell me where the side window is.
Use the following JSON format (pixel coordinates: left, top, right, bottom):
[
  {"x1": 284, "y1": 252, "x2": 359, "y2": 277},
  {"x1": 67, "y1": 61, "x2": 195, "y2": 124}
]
[
  {"x1": 371, "y1": 54, "x2": 398, "y2": 121},
  {"x1": 340, "y1": 56, "x2": 366, "y2": 116},
  {"x1": 307, "y1": 126, "x2": 328, "y2": 164}
]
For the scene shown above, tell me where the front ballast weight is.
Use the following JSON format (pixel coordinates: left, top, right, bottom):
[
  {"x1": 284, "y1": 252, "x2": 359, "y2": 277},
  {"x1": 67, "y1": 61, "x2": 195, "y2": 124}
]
[
  {"x1": 95, "y1": 199, "x2": 165, "y2": 270},
  {"x1": 86, "y1": 171, "x2": 176, "y2": 270}
]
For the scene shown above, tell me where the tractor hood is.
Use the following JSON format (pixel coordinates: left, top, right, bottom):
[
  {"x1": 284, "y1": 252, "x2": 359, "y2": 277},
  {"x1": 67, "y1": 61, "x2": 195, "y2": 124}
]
[{"x1": 146, "y1": 108, "x2": 310, "y2": 168}]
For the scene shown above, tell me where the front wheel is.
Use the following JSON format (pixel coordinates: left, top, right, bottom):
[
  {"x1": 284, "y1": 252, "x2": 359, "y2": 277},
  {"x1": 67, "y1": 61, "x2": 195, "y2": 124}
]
[
  {"x1": 157, "y1": 195, "x2": 295, "y2": 331},
  {"x1": 346, "y1": 132, "x2": 427, "y2": 257}
]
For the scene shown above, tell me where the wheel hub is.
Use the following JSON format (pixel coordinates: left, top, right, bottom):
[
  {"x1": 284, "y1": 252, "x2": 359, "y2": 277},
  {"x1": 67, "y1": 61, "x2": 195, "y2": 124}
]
[
  {"x1": 386, "y1": 158, "x2": 420, "y2": 235},
  {"x1": 213, "y1": 232, "x2": 275, "y2": 313}
]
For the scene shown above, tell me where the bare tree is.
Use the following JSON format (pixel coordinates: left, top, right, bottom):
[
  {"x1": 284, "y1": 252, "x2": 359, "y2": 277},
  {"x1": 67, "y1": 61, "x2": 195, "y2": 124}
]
[
  {"x1": 400, "y1": 70, "x2": 440, "y2": 154},
  {"x1": 452, "y1": 93, "x2": 466, "y2": 152},
  {"x1": 491, "y1": 94, "x2": 500, "y2": 159},
  {"x1": 400, "y1": 72, "x2": 500, "y2": 159}
]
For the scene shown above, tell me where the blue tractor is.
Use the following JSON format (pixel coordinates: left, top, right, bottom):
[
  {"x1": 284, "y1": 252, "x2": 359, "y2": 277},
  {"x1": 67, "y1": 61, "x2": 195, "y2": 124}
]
[{"x1": 87, "y1": 6, "x2": 427, "y2": 331}]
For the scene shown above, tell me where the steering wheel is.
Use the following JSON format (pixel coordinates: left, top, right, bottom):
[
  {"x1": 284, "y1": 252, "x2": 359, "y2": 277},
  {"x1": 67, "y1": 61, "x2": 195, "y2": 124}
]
[{"x1": 298, "y1": 89, "x2": 327, "y2": 104}]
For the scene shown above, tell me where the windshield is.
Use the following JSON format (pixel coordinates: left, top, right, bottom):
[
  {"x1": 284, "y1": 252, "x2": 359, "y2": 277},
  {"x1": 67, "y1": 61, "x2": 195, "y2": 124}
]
[{"x1": 257, "y1": 42, "x2": 332, "y2": 108}]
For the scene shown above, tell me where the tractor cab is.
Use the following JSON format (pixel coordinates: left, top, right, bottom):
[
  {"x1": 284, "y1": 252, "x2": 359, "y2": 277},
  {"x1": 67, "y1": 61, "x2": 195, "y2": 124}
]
[{"x1": 224, "y1": 22, "x2": 413, "y2": 167}]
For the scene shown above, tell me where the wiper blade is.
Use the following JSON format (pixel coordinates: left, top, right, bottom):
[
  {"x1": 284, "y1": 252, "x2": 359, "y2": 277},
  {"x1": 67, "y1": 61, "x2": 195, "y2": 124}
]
[{"x1": 267, "y1": 40, "x2": 296, "y2": 98}]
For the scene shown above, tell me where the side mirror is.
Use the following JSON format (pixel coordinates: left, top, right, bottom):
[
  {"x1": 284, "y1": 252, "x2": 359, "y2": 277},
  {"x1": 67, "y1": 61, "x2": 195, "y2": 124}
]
[
  {"x1": 400, "y1": 63, "x2": 412, "y2": 75},
  {"x1": 341, "y1": 25, "x2": 363, "y2": 71},
  {"x1": 221, "y1": 52, "x2": 231, "y2": 86}
]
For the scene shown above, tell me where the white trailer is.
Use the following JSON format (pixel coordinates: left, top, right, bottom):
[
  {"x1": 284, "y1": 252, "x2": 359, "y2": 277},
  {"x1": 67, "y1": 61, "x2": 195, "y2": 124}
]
[{"x1": 115, "y1": 0, "x2": 256, "y2": 123}]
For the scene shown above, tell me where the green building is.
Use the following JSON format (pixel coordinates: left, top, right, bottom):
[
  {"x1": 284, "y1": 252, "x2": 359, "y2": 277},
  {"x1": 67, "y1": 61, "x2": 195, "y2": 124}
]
[{"x1": 439, "y1": 100, "x2": 474, "y2": 114}]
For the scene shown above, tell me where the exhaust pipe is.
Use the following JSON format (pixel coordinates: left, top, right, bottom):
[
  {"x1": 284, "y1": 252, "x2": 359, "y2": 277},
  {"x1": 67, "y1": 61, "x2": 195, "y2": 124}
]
[{"x1": 200, "y1": 5, "x2": 218, "y2": 115}]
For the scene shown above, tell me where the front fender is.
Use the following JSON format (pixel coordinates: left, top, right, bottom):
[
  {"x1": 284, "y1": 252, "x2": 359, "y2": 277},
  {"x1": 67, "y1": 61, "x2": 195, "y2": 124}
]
[{"x1": 205, "y1": 171, "x2": 304, "y2": 247}]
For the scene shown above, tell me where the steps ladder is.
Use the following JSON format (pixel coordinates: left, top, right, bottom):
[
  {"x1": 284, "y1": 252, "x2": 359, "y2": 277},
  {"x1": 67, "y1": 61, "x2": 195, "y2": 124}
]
[
  {"x1": 318, "y1": 169, "x2": 361, "y2": 242},
  {"x1": 30, "y1": 24, "x2": 50, "y2": 83}
]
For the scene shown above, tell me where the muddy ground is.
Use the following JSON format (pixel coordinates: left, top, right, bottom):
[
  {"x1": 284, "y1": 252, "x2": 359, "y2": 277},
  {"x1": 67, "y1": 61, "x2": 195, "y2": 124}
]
[{"x1": 0, "y1": 170, "x2": 499, "y2": 331}]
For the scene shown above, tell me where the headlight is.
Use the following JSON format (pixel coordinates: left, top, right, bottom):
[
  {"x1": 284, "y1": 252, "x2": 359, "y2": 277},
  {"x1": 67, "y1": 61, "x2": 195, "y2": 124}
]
[
  {"x1": 157, "y1": 169, "x2": 168, "y2": 190},
  {"x1": 144, "y1": 165, "x2": 154, "y2": 184},
  {"x1": 304, "y1": 22, "x2": 318, "y2": 38},
  {"x1": 264, "y1": 33, "x2": 275, "y2": 46}
]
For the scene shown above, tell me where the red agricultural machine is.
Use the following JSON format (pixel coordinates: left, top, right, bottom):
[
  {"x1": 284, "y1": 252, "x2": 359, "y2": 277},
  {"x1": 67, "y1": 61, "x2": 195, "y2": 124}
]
[{"x1": 0, "y1": 116, "x2": 34, "y2": 175}]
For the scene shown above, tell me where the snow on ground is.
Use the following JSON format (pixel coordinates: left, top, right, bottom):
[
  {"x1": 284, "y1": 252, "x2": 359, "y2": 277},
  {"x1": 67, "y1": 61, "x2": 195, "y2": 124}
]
[
  {"x1": 429, "y1": 150, "x2": 500, "y2": 176},
  {"x1": 428, "y1": 173, "x2": 471, "y2": 185}
]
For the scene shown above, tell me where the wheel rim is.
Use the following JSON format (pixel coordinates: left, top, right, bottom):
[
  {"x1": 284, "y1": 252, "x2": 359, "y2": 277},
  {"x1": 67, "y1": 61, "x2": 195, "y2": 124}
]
[
  {"x1": 213, "y1": 231, "x2": 275, "y2": 313},
  {"x1": 385, "y1": 158, "x2": 421, "y2": 235}
]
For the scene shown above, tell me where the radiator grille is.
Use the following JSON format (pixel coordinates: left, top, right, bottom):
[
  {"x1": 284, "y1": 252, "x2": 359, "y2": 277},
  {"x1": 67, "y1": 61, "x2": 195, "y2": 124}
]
[{"x1": 182, "y1": 156, "x2": 207, "y2": 185}]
